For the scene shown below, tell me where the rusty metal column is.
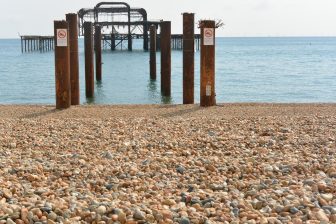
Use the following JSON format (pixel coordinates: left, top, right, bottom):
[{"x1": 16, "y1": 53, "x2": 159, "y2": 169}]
[
  {"x1": 95, "y1": 25, "x2": 102, "y2": 81},
  {"x1": 183, "y1": 13, "x2": 195, "y2": 104},
  {"x1": 156, "y1": 28, "x2": 160, "y2": 51},
  {"x1": 200, "y1": 20, "x2": 216, "y2": 107},
  {"x1": 21, "y1": 37, "x2": 23, "y2": 53},
  {"x1": 149, "y1": 25, "x2": 157, "y2": 80},
  {"x1": 160, "y1": 21, "x2": 171, "y2": 96},
  {"x1": 128, "y1": 36, "x2": 132, "y2": 51},
  {"x1": 111, "y1": 33, "x2": 116, "y2": 51},
  {"x1": 143, "y1": 25, "x2": 149, "y2": 51},
  {"x1": 128, "y1": 9, "x2": 132, "y2": 51},
  {"x1": 54, "y1": 21, "x2": 71, "y2": 109},
  {"x1": 66, "y1": 13, "x2": 80, "y2": 105},
  {"x1": 84, "y1": 22, "x2": 94, "y2": 98}
]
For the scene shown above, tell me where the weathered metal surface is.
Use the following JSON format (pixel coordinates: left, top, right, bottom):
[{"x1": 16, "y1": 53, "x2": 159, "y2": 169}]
[
  {"x1": 66, "y1": 13, "x2": 80, "y2": 105},
  {"x1": 200, "y1": 20, "x2": 216, "y2": 107},
  {"x1": 54, "y1": 21, "x2": 71, "y2": 109},
  {"x1": 160, "y1": 21, "x2": 171, "y2": 96},
  {"x1": 149, "y1": 25, "x2": 157, "y2": 80},
  {"x1": 78, "y1": 2, "x2": 154, "y2": 51},
  {"x1": 183, "y1": 13, "x2": 195, "y2": 104},
  {"x1": 95, "y1": 25, "x2": 102, "y2": 81},
  {"x1": 111, "y1": 33, "x2": 116, "y2": 51},
  {"x1": 84, "y1": 22, "x2": 94, "y2": 98}
]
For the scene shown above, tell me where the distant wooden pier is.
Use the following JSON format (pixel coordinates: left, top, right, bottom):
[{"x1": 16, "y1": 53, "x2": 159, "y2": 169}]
[{"x1": 20, "y1": 36, "x2": 54, "y2": 53}]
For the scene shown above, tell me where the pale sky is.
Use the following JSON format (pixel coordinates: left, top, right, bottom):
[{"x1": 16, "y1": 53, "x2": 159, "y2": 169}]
[{"x1": 1, "y1": 0, "x2": 336, "y2": 38}]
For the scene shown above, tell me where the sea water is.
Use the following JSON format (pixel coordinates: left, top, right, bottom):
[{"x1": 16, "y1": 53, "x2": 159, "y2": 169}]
[{"x1": 0, "y1": 37, "x2": 335, "y2": 104}]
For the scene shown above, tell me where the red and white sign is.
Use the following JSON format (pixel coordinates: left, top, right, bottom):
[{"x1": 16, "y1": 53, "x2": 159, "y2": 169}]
[
  {"x1": 56, "y1": 29, "x2": 68, "y2": 47},
  {"x1": 204, "y1": 28, "x2": 214, "y2": 46}
]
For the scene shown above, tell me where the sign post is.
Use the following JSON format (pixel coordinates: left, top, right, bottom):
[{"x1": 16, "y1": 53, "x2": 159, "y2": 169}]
[
  {"x1": 200, "y1": 20, "x2": 216, "y2": 107},
  {"x1": 54, "y1": 21, "x2": 71, "y2": 109}
]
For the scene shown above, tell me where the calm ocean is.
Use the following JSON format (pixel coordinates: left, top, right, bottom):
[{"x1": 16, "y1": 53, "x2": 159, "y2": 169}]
[{"x1": 0, "y1": 37, "x2": 335, "y2": 104}]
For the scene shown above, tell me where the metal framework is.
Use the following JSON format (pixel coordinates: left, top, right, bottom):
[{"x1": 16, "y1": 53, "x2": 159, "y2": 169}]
[{"x1": 78, "y1": 2, "x2": 161, "y2": 51}]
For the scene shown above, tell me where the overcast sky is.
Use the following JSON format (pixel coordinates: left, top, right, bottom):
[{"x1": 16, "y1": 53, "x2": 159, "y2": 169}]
[{"x1": 1, "y1": 0, "x2": 336, "y2": 38}]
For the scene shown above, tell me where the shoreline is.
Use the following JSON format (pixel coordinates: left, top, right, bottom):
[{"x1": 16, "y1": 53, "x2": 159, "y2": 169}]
[{"x1": 0, "y1": 103, "x2": 335, "y2": 119}]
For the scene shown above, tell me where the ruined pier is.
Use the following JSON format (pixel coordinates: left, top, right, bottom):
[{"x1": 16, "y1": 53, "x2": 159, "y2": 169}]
[{"x1": 20, "y1": 36, "x2": 54, "y2": 53}]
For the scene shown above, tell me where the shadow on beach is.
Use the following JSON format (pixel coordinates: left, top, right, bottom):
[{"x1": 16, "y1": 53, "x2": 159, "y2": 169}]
[
  {"x1": 161, "y1": 105, "x2": 204, "y2": 118},
  {"x1": 19, "y1": 108, "x2": 60, "y2": 119}
]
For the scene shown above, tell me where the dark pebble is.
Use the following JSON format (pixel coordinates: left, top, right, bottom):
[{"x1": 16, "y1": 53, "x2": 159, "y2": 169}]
[
  {"x1": 191, "y1": 198, "x2": 202, "y2": 205},
  {"x1": 232, "y1": 207, "x2": 239, "y2": 217},
  {"x1": 106, "y1": 184, "x2": 114, "y2": 190},
  {"x1": 180, "y1": 217, "x2": 190, "y2": 224},
  {"x1": 290, "y1": 207, "x2": 299, "y2": 214},
  {"x1": 40, "y1": 207, "x2": 52, "y2": 213},
  {"x1": 176, "y1": 166, "x2": 186, "y2": 174}
]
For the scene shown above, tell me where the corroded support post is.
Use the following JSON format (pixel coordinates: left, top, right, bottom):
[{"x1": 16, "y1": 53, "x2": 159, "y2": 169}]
[
  {"x1": 144, "y1": 27, "x2": 148, "y2": 51},
  {"x1": 84, "y1": 22, "x2": 94, "y2": 98},
  {"x1": 38, "y1": 38, "x2": 41, "y2": 52},
  {"x1": 54, "y1": 20, "x2": 71, "y2": 109},
  {"x1": 149, "y1": 25, "x2": 157, "y2": 80},
  {"x1": 20, "y1": 37, "x2": 23, "y2": 53},
  {"x1": 128, "y1": 35, "x2": 132, "y2": 51},
  {"x1": 156, "y1": 28, "x2": 160, "y2": 51},
  {"x1": 183, "y1": 13, "x2": 195, "y2": 104},
  {"x1": 160, "y1": 21, "x2": 171, "y2": 96},
  {"x1": 66, "y1": 13, "x2": 80, "y2": 105},
  {"x1": 111, "y1": 33, "x2": 116, "y2": 51},
  {"x1": 95, "y1": 25, "x2": 102, "y2": 81},
  {"x1": 200, "y1": 20, "x2": 216, "y2": 107}
]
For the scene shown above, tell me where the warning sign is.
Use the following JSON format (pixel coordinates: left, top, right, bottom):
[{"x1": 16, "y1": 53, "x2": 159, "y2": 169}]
[
  {"x1": 57, "y1": 29, "x2": 68, "y2": 47},
  {"x1": 204, "y1": 28, "x2": 214, "y2": 46}
]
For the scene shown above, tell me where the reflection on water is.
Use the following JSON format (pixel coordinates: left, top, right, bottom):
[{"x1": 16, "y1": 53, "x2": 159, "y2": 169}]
[
  {"x1": 84, "y1": 81, "x2": 103, "y2": 104},
  {"x1": 161, "y1": 95, "x2": 173, "y2": 104},
  {"x1": 147, "y1": 79, "x2": 158, "y2": 102},
  {"x1": 96, "y1": 81, "x2": 105, "y2": 97},
  {"x1": 86, "y1": 97, "x2": 95, "y2": 104}
]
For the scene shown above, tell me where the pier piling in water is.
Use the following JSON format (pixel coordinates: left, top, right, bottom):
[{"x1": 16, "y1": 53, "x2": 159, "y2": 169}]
[
  {"x1": 156, "y1": 32, "x2": 161, "y2": 51},
  {"x1": 66, "y1": 13, "x2": 80, "y2": 105},
  {"x1": 54, "y1": 20, "x2": 71, "y2": 109},
  {"x1": 95, "y1": 25, "x2": 102, "y2": 81},
  {"x1": 200, "y1": 20, "x2": 216, "y2": 107},
  {"x1": 160, "y1": 21, "x2": 171, "y2": 96},
  {"x1": 149, "y1": 25, "x2": 157, "y2": 80},
  {"x1": 183, "y1": 13, "x2": 195, "y2": 104},
  {"x1": 111, "y1": 33, "x2": 116, "y2": 51},
  {"x1": 84, "y1": 22, "x2": 94, "y2": 98}
]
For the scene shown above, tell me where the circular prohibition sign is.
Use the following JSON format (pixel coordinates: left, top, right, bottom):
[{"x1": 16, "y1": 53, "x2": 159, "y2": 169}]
[
  {"x1": 205, "y1": 29, "x2": 213, "y2": 38},
  {"x1": 57, "y1": 30, "x2": 67, "y2": 39}
]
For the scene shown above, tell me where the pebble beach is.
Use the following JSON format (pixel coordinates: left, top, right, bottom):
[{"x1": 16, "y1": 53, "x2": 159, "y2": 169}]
[{"x1": 0, "y1": 104, "x2": 335, "y2": 224}]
